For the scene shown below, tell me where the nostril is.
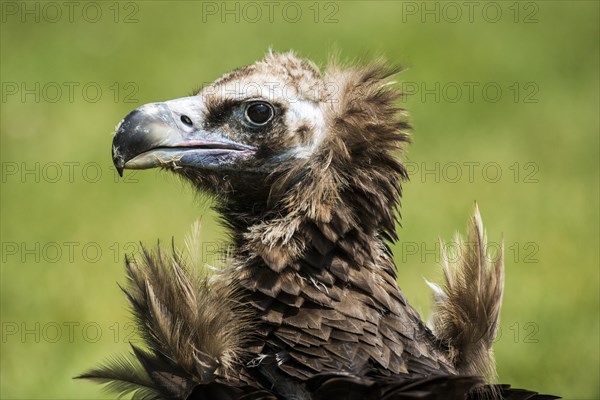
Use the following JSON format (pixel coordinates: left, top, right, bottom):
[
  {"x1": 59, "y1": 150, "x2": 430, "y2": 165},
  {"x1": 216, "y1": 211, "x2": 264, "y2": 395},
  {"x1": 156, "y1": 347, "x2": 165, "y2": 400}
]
[{"x1": 180, "y1": 115, "x2": 193, "y2": 126}]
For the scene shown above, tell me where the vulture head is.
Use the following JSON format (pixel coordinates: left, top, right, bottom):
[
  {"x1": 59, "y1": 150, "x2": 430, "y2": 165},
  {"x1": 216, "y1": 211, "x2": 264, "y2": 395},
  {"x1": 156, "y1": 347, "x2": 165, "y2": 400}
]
[{"x1": 112, "y1": 52, "x2": 408, "y2": 233}]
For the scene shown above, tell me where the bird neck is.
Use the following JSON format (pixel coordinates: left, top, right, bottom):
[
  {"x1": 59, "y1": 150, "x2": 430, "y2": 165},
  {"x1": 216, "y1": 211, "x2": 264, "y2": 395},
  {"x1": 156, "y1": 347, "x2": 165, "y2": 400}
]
[
  {"x1": 217, "y1": 168, "x2": 453, "y2": 377},
  {"x1": 224, "y1": 190, "x2": 406, "y2": 318},
  {"x1": 222, "y1": 200, "x2": 452, "y2": 378},
  {"x1": 220, "y1": 159, "x2": 407, "y2": 300}
]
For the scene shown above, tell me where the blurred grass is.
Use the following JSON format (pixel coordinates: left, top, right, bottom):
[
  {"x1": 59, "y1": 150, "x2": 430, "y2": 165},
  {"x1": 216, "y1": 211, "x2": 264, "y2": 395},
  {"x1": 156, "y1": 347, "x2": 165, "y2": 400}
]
[{"x1": 1, "y1": 1, "x2": 598, "y2": 398}]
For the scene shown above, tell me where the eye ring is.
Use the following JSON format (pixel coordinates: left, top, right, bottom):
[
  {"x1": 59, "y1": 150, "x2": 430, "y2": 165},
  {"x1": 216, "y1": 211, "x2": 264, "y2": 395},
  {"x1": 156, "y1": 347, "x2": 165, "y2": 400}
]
[{"x1": 245, "y1": 101, "x2": 274, "y2": 126}]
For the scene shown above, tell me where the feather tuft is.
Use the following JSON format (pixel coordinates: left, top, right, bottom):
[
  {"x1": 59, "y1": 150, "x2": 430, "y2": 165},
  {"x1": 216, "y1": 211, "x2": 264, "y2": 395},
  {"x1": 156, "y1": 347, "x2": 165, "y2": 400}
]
[
  {"x1": 79, "y1": 223, "x2": 256, "y2": 398},
  {"x1": 430, "y1": 204, "x2": 504, "y2": 382}
]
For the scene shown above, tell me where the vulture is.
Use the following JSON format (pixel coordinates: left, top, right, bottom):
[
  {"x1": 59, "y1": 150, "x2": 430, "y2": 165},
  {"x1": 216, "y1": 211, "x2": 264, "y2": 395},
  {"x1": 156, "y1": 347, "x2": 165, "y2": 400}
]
[{"x1": 80, "y1": 52, "x2": 558, "y2": 400}]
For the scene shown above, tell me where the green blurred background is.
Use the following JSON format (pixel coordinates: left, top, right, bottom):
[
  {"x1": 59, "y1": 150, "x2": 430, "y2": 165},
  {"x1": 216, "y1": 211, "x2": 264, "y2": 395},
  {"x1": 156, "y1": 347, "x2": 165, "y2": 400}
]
[{"x1": 1, "y1": 1, "x2": 598, "y2": 398}]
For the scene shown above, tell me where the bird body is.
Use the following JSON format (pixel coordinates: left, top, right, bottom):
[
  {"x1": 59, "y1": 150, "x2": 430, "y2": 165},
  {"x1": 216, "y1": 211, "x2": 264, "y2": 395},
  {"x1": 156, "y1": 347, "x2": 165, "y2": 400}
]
[{"x1": 81, "y1": 52, "x2": 558, "y2": 400}]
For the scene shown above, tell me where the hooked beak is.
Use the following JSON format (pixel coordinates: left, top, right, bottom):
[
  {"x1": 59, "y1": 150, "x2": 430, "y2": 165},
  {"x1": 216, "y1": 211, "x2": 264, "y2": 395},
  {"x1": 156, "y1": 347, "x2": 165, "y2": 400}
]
[{"x1": 112, "y1": 97, "x2": 255, "y2": 177}]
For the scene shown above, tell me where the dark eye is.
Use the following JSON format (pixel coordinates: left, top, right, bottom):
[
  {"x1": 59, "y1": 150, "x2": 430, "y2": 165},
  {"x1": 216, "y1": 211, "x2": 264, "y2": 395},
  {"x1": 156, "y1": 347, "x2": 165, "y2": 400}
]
[
  {"x1": 245, "y1": 102, "x2": 274, "y2": 126},
  {"x1": 180, "y1": 115, "x2": 193, "y2": 126}
]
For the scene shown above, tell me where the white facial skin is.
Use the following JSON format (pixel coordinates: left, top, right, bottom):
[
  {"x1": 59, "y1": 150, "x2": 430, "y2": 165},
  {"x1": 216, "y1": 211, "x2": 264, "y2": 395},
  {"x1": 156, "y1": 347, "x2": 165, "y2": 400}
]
[
  {"x1": 202, "y1": 70, "x2": 328, "y2": 160},
  {"x1": 283, "y1": 99, "x2": 326, "y2": 159}
]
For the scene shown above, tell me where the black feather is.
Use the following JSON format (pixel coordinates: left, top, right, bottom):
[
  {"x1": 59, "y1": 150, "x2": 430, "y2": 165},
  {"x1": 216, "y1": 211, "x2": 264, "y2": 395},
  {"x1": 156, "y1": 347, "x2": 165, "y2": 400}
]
[{"x1": 76, "y1": 351, "x2": 162, "y2": 400}]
